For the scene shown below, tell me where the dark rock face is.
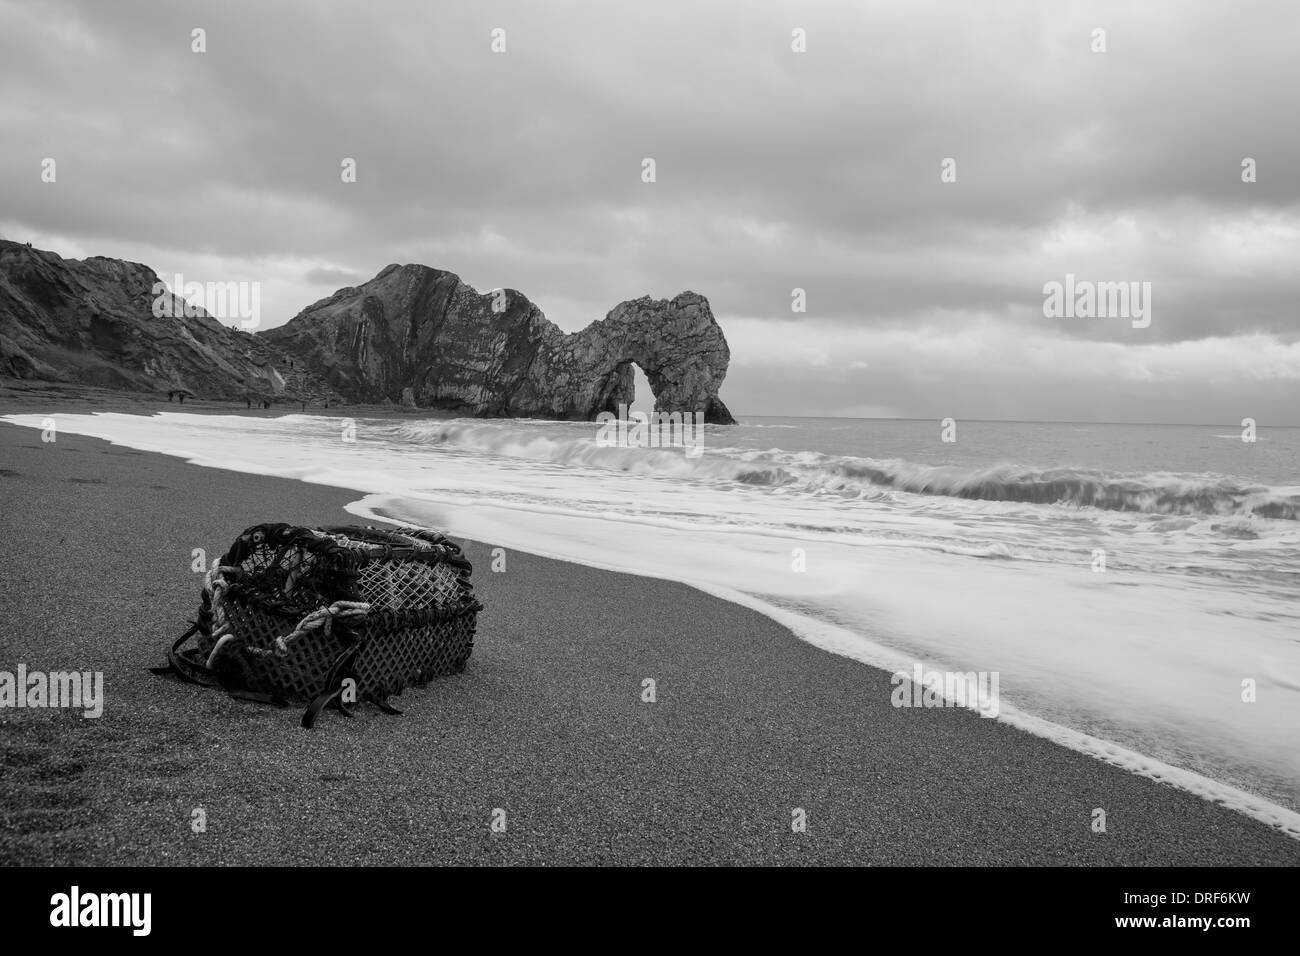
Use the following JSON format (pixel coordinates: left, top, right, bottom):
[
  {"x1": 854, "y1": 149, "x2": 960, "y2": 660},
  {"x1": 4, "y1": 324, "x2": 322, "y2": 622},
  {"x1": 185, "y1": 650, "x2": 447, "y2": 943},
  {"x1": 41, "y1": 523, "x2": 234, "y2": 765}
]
[
  {"x1": 0, "y1": 243, "x2": 738, "y2": 421},
  {"x1": 0, "y1": 241, "x2": 338, "y2": 403},
  {"x1": 261, "y1": 264, "x2": 737, "y2": 423}
]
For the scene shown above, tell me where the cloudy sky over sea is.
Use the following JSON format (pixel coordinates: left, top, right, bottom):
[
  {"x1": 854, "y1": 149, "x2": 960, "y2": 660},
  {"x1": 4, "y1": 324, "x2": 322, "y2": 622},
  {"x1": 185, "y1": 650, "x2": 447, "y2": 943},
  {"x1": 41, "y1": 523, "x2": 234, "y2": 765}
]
[{"x1": 3, "y1": 0, "x2": 1297, "y2": 423}]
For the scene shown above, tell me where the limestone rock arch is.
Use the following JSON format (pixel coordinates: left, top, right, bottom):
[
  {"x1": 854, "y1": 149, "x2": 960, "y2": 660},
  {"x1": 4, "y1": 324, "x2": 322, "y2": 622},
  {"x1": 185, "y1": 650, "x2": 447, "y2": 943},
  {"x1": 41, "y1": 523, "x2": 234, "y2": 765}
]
[{"x1": 555, "y1": 292, "x2": 736, "y2": 424}]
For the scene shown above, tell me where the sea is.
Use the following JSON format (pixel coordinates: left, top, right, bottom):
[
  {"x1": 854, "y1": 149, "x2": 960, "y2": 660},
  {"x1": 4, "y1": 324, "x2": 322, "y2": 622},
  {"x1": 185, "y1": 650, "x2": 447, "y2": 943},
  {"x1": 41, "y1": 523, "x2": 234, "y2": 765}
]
[{"x1": 9, "y1": 411, "x2": 1299, "y2": 835}]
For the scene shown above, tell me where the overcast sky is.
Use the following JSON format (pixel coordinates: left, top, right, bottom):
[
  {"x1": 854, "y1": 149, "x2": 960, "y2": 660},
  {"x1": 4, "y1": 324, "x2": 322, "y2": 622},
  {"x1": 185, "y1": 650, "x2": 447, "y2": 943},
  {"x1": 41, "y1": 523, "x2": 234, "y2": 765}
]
[{"x1": 3, "y1": 0, "x2": 1298, "y2": 423}]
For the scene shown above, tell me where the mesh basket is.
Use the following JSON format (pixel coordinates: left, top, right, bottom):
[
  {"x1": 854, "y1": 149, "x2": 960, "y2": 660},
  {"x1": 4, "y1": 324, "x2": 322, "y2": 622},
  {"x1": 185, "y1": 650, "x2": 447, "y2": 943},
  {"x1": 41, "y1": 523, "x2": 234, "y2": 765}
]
[{"x1": 153, "y1": 523, "x2": 483, "y2": 727}]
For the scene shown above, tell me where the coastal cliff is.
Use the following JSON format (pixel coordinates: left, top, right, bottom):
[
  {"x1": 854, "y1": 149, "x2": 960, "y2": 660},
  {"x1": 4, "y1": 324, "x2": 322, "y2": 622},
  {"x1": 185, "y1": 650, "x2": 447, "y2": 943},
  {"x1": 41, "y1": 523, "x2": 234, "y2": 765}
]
[
  {"x1": 0, "y1": 241, "x2": 338, "y2": 404},
  {"x1": 0, "y1": 242, "x2": 737, "y2": 421},
  {"x1": 262, "y1": 264, "x2": 736, "y2": 423}
]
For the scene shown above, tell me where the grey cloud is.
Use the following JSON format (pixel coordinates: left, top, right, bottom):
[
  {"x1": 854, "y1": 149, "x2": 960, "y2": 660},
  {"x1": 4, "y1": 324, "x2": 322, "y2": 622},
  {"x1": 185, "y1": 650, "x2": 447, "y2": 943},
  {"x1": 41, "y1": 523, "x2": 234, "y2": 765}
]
[
  {"x1": 2, "y1": 0, "x2": 1297, "y2": 419},
  {"x1": 304, "y1": 267, "x2": 364, "y2": 286}
]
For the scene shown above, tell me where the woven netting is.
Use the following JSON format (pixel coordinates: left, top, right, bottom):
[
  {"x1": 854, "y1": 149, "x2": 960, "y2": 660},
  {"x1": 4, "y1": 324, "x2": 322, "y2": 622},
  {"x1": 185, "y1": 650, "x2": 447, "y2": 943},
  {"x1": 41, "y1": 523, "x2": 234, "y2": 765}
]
[{"x1": 166, "y1": 523, "x2": 482, "y2": 724}]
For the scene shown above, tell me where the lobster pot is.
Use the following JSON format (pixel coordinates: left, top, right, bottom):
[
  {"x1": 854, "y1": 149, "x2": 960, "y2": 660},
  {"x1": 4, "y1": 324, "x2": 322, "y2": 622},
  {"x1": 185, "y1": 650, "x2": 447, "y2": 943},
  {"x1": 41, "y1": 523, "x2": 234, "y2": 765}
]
[{"x1": 161, "y1": 523, "x2": 483, "y2": 726}]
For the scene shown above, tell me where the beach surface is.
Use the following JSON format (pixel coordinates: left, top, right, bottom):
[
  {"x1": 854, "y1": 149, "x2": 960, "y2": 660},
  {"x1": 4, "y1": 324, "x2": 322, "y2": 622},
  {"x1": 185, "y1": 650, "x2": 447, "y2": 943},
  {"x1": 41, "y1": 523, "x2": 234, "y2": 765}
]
[{"x1": 1, "y1": 391, "x2": 1298, "y2": 865}]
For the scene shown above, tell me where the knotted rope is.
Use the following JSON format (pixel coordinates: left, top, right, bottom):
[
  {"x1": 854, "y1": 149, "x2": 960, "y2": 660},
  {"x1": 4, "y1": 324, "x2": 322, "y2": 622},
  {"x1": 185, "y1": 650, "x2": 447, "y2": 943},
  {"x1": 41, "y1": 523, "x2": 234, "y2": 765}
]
[
  {"x1": 272, "y1": 600, "x2": 371, "y2": 655},
  {"x1": 202, "y1": 564, "x2": 242, "y2": 670}
]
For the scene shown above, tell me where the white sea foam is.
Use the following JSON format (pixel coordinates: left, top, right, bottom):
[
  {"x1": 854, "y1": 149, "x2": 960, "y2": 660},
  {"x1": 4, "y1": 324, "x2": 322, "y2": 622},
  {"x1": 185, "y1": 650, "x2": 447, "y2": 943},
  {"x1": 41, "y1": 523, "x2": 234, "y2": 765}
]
[
  {"x1": 394, "y1": 418, "x2": 1300, "y2": 518},
  {"x1": 8, "y1": 410, "x2": 1299, "y2": 838}
]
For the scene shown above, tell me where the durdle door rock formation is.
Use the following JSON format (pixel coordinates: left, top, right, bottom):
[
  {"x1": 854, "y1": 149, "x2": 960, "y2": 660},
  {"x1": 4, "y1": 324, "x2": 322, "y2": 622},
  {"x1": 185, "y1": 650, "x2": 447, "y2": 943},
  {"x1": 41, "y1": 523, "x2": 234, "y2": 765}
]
[
  {"x1": 262, "y1": 263, "x2": 737, "y2": 423},
  {"x1": 0, "y1": 241, "x2": 737, "y2": 423},
  {"x1": 0, "y1": 240, "x2": 339, "y2": 405}
]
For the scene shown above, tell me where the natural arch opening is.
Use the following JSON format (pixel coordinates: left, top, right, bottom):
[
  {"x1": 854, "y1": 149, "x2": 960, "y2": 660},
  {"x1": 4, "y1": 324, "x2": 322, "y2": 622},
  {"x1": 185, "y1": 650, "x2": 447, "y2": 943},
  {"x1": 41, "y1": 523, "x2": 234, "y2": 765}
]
[
  {"x1": 587, "y1": 351, "x2": 732, "y2": 423},
  {"x1": 594, "y1": 359, "x2": 660, "y2": 417},
  {"x1": 628, "y1": 362, "x2": 654, "y2": 415}
]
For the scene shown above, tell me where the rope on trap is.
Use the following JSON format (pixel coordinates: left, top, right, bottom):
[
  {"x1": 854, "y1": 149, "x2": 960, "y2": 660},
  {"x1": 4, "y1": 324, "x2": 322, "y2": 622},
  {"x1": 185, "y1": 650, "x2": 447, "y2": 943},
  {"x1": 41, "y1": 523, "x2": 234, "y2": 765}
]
[{"x1": 151, "y1": 522, "x2": 483, "y2": 727}]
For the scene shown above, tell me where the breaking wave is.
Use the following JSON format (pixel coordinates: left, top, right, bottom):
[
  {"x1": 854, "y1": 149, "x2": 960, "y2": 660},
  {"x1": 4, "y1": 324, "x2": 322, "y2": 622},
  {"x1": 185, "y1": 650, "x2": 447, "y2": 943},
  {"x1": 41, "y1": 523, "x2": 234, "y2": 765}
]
[
  {"x1": 813, "y1": 461, "x2": 1300, "y2": 520},
  {"x1": 389, "y1": 419, "x2": 1299, "y2": 520}
]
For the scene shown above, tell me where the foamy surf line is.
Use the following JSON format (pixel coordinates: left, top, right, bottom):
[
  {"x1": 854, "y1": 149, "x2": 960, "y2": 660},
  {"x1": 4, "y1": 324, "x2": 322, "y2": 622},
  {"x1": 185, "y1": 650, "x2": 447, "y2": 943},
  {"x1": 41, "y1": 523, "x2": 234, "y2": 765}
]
[
  {"x1": 349, "y1": 490, "x2": 1300, "y2": 843},
  {"x1": 402, "y1": 418, "x2": 1300, "y2": 519},
  {"x1": 7, "y1": 411, "x2": 1300, "y2": 842}
]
